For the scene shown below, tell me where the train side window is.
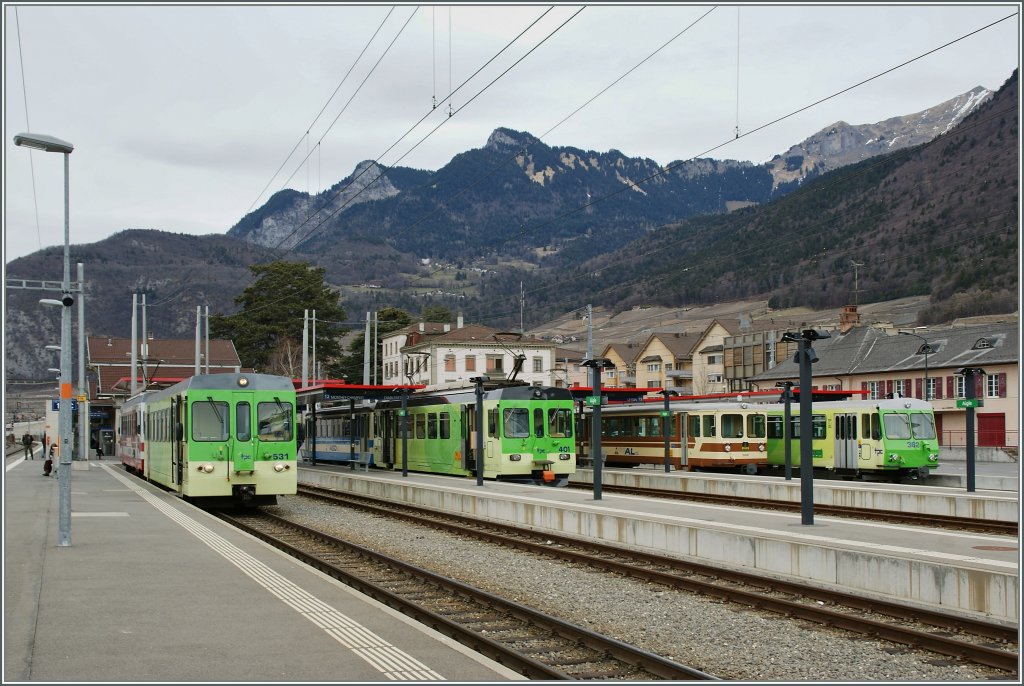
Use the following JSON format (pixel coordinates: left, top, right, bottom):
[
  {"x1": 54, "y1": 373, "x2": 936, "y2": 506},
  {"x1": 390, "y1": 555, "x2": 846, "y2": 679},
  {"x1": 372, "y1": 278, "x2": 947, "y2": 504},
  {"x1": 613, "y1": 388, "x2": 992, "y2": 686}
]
[
  {"x1": 687, "y1": 415, "x2": 700, "y2": 438},
  {"x1": 721, "y1": 414, "x2": 743, "y2": 438},
  {"x1": 789, "y1": 416, "x2": 801, "y2": 439},
  {"x1": 236, "y1": 402, "x2": 251, "y2": 441},
  {"x1": 415, "y1": 414, "x2": 426, "y2": 439},
  {"x1": 427, "y1": 413, "x2": 438, "y2": 440},
  {"x1": 503, "y1": 408, "x2": 530, "y2": 438},
  {"x1": 747, "y1": 414, "x2": 766, "y2": 438},
  {"x1": 860, "y1": 414, "x2": 871, "y2": 440},
  {"x1": 648, "y1": 417, "x2": 662, "y2": 438},
  {"x1": 439, "y1": 412, "x2": 450, "y2": 440},
  {"x1": 702, "y1": 414, "x2": 716, "y2": 438},
  {"x1": 534, "y1": 408, "x2": 544, "y2": 437},
  {"x1": 767, "y1": 415, "x2": 784, "y2": 438},
  {"x1": 192, "y1": 401, "x2": 229, "y2": 441},
  {"x1": 910, "y1": 413, "x2": 936, "y2": 439},
  {"x1": 812, "y1": 415, "x2": 826, "y2": 439},
  {"x1": 547, "y1": 409, "x2": 573, "y2": 438},
  {"x1": 488, "y1": 409, "x2": 498, "y2": 437}
]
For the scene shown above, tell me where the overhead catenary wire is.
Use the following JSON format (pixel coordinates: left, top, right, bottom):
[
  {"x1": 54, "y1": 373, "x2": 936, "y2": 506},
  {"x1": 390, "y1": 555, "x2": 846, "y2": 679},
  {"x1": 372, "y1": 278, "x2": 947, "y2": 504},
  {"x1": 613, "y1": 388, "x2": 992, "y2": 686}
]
[{"x1": 13, "y1": 6, "x2": 43, "y2": 253}]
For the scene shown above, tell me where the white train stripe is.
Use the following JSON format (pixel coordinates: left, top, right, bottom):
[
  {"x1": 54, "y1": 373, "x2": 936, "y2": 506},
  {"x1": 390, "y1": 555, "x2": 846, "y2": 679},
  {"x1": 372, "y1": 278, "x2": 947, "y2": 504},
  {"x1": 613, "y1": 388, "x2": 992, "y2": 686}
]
[{"x1": 102, "y1": 465, "x2": 444, "y2": 680}]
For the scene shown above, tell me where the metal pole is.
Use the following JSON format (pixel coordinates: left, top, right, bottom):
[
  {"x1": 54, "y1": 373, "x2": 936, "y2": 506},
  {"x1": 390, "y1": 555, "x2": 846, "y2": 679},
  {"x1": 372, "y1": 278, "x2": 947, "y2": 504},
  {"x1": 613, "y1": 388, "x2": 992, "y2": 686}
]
[
  {"x1": 194, "y1": 306, "x2": 201, "y2": 375},
  {"x1": 662, "y1": 391, "x2": 672, "y2": 473},
  {"x1": 475, "y1": 378, "x2": 484, "y2": 486},
  {"x1": 363, "y1": 312, "x2": 371, "y2": 385},
  {"x1": 77, "y1": 263, "x2": 87, "y2": 461},
  {"x1": 58, "y1": 150, "x2": 72, "y2": 546},
  {"x1": 302, "y1": 309, "x2": 309, "y2": 385},
  {"x1": 204, "y1": 305, "x2": 209, "y2": 374},
  {"x1": 783, "y1": 383, "x2": 793, "y2": 480},
  {"x1": 964, "y1": 370, "x2": 977, "y2": 493},
  {"x1": 591, "y1": 365, "x2": 603, "y2": 501},
  {"x1": 312, "y1": 309, "x2": 317, "y2": 382},
  {"x1": 349, "y1": 398, "x2": 356, "y2": 469},
  {"x1": 373, "y1": 311, "x2": 378, "y2": 386},
  {"x1": 401, "y1": 390, "x2": 409, "y2": 477},
  {"x1": 141, "y1": 293, "x2": 148, "y2": 384},
  {"x1": 130, "y1": 293, "x2": 138, "y2": 396},
  {"x1": 798, "y1": 341, "x2": 814, "y2": 525}
]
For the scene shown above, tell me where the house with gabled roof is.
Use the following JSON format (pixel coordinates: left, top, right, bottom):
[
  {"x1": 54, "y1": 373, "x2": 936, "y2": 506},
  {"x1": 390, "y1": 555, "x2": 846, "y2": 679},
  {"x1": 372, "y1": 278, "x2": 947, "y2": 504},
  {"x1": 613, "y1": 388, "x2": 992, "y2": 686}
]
[
  {"x1": 632, "y1": 331, "x2": 703, "y2": 392},
  {"x1": 600, "y1": 342, "x2": 642, "y2": 388}
]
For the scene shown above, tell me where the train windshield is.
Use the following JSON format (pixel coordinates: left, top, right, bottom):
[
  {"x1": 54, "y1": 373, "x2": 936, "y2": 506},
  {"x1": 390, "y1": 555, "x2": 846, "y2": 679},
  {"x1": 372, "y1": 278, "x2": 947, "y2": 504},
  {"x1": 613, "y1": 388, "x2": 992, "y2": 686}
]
[
  {"x1": 910, "y1": 413, "x2": 936, "y2": 439},
  {"x1": 193, "y1": 401, "x2": 229, "y2": 441},
  {"x1": 503, "y1": 408, "x2": 531, "y2": 438},
  {"x1": 257, "y1": 401, "x2": 293, "y2": 441},
  {"x1": 882, "y1": 413, "x2": 912, "y2": 439},
  {"x1": 547, "y1": 408, "x2": 573, "y2": 438}
]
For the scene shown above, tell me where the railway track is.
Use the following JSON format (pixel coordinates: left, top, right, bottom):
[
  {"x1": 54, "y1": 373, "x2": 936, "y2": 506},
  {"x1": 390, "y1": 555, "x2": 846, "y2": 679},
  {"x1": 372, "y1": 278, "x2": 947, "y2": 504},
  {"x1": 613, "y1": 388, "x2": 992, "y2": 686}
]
[
  {"x1": 296, "y1": 484, "x2": 1019, "y2": 674},
  {"x1": 567, "y1": 481, "x2": 1019, "y2": 536},
  {"x1": 219, "y1": 508, "x2": 716, "y2": 681}
]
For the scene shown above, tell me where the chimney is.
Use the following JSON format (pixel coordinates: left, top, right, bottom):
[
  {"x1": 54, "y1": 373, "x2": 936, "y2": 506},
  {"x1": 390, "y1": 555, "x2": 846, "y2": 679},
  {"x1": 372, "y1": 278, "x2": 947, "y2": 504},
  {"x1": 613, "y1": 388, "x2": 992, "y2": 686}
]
[
  {"x1": 457, "y1": 315, "x2": 464, "y2": 329},
  {"x1": 419, "y1": 322, "x2": 425, "y2": 332},
  {"x1": 443, "y1": 324, "x2": 451, "y2": 333},
  {"x1": 839, "y1": 305, "x2": 860, "y2": 333}
]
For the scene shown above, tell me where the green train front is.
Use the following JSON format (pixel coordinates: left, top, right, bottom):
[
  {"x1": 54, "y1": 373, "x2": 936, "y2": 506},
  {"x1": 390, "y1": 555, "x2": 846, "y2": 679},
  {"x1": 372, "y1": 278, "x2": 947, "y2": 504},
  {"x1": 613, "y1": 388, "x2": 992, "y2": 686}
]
[
  {"x1": 145, "y1": 373, "x2": 298, "y2": 506},
  {"x1": 373, "y1": 385, "x2": 576, "y2": 485}
]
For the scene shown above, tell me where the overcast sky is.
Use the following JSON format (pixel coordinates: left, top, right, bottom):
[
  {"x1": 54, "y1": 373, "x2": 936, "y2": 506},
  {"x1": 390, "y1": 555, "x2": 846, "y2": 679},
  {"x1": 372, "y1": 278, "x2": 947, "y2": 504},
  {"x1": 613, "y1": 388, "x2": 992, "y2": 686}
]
[{"x1": 3, "y1": 3, "x2": 1019, "y2": 263}]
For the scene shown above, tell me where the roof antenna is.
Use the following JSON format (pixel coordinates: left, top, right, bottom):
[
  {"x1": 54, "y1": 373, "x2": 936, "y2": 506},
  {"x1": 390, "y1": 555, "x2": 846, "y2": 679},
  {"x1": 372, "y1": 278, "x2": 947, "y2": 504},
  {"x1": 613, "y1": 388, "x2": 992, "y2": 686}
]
[{"x1": 850, "y1": 260, "x2": 864, "y2": 306}]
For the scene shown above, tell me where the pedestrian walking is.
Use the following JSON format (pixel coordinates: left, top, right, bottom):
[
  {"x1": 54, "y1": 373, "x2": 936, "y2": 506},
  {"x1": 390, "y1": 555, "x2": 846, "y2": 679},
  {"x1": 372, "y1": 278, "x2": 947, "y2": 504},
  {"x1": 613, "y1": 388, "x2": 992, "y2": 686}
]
[{"x1": 21, "y1": 432, "x2": 33, "y2": 459}]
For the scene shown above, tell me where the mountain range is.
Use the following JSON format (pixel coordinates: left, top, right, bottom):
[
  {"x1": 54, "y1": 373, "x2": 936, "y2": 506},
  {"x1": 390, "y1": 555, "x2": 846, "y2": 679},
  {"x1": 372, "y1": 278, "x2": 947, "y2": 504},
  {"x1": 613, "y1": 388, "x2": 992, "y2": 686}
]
[{"x1": 4, "y1": 73, "x2": 1017, "y2": 380}]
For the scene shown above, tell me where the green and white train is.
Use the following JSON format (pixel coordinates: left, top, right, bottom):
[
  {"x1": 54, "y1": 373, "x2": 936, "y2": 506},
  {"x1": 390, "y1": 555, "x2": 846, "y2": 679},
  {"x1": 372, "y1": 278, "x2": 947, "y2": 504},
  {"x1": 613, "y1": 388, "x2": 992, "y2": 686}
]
[
  {"x1": 303, "y1": 383, "x2": 577, "y2": 485},
  {"x1": 117, "y1": 373, "x2": 299, "y2": 506}
]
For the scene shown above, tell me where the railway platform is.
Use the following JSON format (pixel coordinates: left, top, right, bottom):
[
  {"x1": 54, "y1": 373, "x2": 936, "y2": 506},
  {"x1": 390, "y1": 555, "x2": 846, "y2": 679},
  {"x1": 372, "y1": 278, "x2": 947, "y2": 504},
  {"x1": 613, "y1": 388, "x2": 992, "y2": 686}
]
[
  {"x1": 298, "y1": 464, "x2": 1020, "y2": 625},
  {"x1": 2, "y1": 456, "x2": 524, "y2": 682}
]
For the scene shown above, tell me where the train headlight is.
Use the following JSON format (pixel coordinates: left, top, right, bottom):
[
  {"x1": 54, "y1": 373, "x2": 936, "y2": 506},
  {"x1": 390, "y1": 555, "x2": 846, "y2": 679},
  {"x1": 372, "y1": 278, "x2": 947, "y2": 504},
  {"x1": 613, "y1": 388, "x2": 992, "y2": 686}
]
[
  {"x1": 199, "y1": 463, "x2": 215, "y2": 473},
  {"x1": 509, "y1": 454, "x2": 522, "y2": 461},
  {"x1": 273, "y1": 463, "x2": 286, "y2": 472},
  {"x1": 559, "y1": 453, "x2": 570, "y2": 460},
  {"x1": 888, "y1": 453, "x2": 902, "y2": 463},
  {"x1": 758, "y1": 444, "x2": 765, "y2": 452},
  {"x1": 927, "y1": 453, "x2": 939, "y2": 462},
  {"x1": 724, "y1": 444, "x2": 732, "y2": 452}
]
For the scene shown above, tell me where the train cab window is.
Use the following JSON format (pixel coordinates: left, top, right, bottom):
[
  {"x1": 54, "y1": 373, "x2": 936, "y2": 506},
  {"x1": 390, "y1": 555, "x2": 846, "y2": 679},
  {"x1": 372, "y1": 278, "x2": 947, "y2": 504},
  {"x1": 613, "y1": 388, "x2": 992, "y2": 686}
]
[
  {"x1": 721, "y1": 414, "x2": 744, "y2": 438},
  {"x1": 534, "y1": 408, "x2": 545, "y2": 437},
  {"x1": 687, "y1": 415, "x2": 700, "y2": 438},
  {"x1": 702, "y1": 414, "x2": 716, "y2": 438},
  {"x1": 439, "y1": 412, "x2": 451, "y2": 439},
  {"x1": 503, "y1": 408, "x2": 530, "y2": 438},
  {"x1": 427, "y1": 413, "x2": 438, "y2": 439},
  {"x1": 236, "y1": 402, "x2": 251, "y2": 441},
  {"x1": 548, "y1": 409, "x2": 573, "y2": 438},
  {"x1": 193, "y1": 400, "x2": 229, "y2": 441},
  {"x1": 882, "y1": 413, "x2": 912, "y2": 439},
  {"x1": 257, "y1": 402, "x2": 293, "y2": 441},
  {"x1": 747, "y1": 414, "x2": 766, "y2": 439},
  {"x1": 910, "y1": 413, "x2": 936, "y2": 439},
  {"x1": 415, "y1": 414, "x2": 426, "y2": 439}
]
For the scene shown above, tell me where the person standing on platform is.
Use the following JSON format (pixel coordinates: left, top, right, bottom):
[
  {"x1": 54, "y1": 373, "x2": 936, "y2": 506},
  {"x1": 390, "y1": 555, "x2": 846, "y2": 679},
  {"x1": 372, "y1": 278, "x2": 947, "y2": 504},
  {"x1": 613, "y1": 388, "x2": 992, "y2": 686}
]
[{"x1": 21, "y1": 432, "x2": 33, "y2": 459}]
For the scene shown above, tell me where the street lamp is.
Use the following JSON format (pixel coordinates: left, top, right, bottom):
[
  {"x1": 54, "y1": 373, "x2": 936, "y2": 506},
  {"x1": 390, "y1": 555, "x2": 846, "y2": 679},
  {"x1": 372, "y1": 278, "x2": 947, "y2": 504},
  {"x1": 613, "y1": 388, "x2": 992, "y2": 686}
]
[
  {"x1": 899, "y1": 331, "x2": 936, "y2": 400},
  {"x1": 580, "y1": 358, "x2": 615, "y2": 500},
  {"x1": 18, "y1": 131, "x2": 74, "y2": 547},
  {"x1": 957, "y1": 366, "x2": 986, "y2": 493},
  {"x1": 780, "y1": 329, "x2": 830, "y2": 525}
]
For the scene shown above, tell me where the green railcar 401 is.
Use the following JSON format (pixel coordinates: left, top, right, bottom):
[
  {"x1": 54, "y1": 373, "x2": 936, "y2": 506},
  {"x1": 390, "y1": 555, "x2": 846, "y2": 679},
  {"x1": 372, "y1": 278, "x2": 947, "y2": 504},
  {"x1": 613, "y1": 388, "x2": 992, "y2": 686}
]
[{"x1": 118, "y1": 373, "x2": 298, "y2": 506}]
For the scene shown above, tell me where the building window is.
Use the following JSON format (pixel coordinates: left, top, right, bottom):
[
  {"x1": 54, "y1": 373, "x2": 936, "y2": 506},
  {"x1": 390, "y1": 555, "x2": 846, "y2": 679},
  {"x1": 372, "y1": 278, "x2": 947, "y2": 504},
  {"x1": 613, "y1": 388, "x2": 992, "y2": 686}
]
[
  {"x1": 646, "y1": 363, "x2": 660, "y2": 373},
  {"x1": 444, "y1": 354, "x2": 456, "y2": 372},
  {"x1": 894, "y1": 379, "x2": 907, "y2": 398},
  {"x1": 955, "y1": 375, "x2": 965, "y2": 398},
  {"x1": 465, "y1": 356, "x2": 476, "y2": 372},
  {"x1": 707, "y1": 354, "x2": 722, "y2": 365},
  {"x1": 532, "y1": 357, "x2": 543, "y2": 373},
  {"x1": 824, "y1": 384, "x2": 840, "y2": 391},
  {"x1": 925, "y1": 378, "x2": 936, "y2": 400},
  {"x1": 606, "y1": 369, "x2": 616, "y2": 379},
  {"x1": 867, "y1": 381, "x2": 881, "y2": 400},
  {"x1": 665, "y1": 363, "x2": 673, "y2": 371},
  {"x1": 708, "y1": 374, "x2": 723, "y2": 383},
  {"x1": 487, "y1": 356, "x2": 503, "y2": 373},
  {"x1": 986, "y1": 374, "x2": 999, "y2": 398}
]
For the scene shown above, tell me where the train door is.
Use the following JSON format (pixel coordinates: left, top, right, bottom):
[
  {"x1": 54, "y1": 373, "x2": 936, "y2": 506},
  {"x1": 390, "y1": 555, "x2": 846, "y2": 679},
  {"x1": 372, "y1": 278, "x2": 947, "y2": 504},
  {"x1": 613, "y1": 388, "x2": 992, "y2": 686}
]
[
  {"x1": 461, "y1": 407, "x2": 473, "y2": 471},
  {"x1": 172, "y1": 397, "x2": 184, "y2": 486},
  {"x1": 234, "y1": 394, "x2": 256, "y2": 473},
  {"x1": 834, "y1": 413, "x2": 858, "y2": 470}
]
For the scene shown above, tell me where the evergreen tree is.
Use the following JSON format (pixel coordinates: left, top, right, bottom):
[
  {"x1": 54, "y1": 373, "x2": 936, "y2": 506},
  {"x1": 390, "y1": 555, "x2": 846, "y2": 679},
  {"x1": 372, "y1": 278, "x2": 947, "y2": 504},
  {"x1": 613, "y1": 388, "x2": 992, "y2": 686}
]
[
  {"x1": 421, "y1": 305, "x2": 453, "y2": 323},
  {"x1": 210, "y1": 261, "x2": 347, "y2": 374}
]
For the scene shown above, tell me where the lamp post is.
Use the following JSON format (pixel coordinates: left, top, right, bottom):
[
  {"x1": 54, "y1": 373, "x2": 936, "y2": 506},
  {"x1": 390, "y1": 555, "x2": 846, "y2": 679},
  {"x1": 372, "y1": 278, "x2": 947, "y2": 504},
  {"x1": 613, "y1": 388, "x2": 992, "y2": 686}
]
[
  {"x1": 957, "y1": 367, "x2": 986, "y2": 493},
  {"x1": 780, "y1": 330, "x2": 830, "y2": 525},
  {"x1": 19, "y1": 131, "x2": 74, "y2": 546},
  {"x1": 899, "y1": 331, "x2": 935, "y2": 400},
  {"x1": 658, "y1": 389, "x2": 678, "y2": 473},
  {"x1": 581, "y1": 358, "x2": 615, "y2": 500},
  {"x1": 775, "y1": 381, "x2": 795, "y2": 480}
]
